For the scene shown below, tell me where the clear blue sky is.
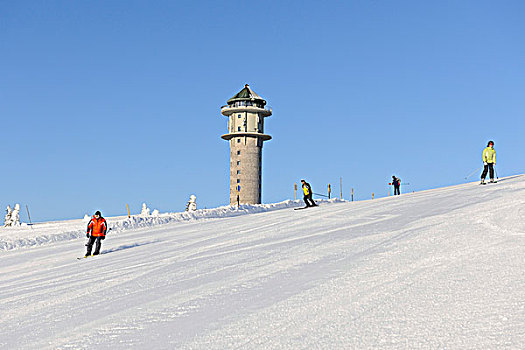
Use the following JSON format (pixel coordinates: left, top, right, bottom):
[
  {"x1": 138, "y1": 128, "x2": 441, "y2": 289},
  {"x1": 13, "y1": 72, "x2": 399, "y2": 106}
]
[{"x1": 1, "y1": 1, "x2": 524, "y2": 222}]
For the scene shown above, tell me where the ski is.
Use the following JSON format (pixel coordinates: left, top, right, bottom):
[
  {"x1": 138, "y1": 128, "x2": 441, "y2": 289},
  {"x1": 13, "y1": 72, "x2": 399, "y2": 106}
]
[
  {"x1": 77, "y1": 255, "x2": 93, "y2": 260},
  {"x1": 294, "y1": 206, "x2": 318, "y2": 210}
]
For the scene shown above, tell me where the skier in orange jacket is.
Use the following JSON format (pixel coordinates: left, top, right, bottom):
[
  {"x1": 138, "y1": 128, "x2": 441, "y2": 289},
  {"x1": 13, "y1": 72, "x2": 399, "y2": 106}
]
[{"x1": 85, "y1": 210, "x2": 107, "y2": 257}]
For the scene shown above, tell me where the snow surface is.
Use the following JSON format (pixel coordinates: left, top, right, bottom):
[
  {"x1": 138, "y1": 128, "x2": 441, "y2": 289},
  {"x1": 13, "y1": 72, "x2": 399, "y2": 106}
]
[
  {"x1": 0, "y1": 176, "x2": 524, "y2": 349},
  {"x1": 0, "y1": 199, "x2": 335, "y2": 251}
]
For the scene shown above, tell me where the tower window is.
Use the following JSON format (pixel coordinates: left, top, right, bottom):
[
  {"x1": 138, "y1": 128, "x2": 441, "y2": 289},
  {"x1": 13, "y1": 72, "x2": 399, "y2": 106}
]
[
  {"x1": 237, "y1": 150, "x2": 241, "y2": 155},
  {"x1": 238, "y1": 114, "x2": 242, "y2": 118},
  {"x1": 237, "y1": 170, "x2": 240, "y2": 174},
  {"x1": 237, "y1": 138, "x2": 241, "y2": 143},
  {"x1": 237, "y1": 179, "x2": 240, "y2": 183},
  {"x1": 238, "y1": 126, "x2": 241, "y2": 131},
  {"x1": 237, "y1": 161, "x2": 240, "y2": 165}
]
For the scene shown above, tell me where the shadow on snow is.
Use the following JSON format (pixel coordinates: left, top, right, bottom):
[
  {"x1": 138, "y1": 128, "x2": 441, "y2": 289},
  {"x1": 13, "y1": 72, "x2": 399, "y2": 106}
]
[{"x1": 100, "y1": 240, "x2": 159, "y2": 255}]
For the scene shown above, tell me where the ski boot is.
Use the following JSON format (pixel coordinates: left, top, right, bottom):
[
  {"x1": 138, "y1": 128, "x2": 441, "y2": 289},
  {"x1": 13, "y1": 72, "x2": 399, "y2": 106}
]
[{"x1": 480, "y1": 179, "x2": 486, "y2": 185}]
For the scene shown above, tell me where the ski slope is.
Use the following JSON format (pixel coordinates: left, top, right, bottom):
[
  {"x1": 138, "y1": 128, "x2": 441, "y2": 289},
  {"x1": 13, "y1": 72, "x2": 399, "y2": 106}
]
[
  {"x1": 0, "y1": 199, "x2": 331, "y2": 251},
  {"x1": 1, "y1": 176, "x2": 524, "y2": 349}
]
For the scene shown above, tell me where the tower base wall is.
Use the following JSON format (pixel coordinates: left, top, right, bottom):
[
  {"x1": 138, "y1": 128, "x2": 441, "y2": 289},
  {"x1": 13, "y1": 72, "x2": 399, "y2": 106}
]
[{"x1": 229, "y1": 136, "x2": 262, "y2": 205}]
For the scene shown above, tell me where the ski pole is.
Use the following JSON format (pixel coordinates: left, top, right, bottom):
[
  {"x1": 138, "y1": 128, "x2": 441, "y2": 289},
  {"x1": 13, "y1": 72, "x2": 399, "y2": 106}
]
[
  {"x1": 465, "y1": 166, "x2": 483, "y2": 180},
  {"x1": 494, "y1": 166, "x2": 499, "y2": 180},
  {"x1": 313, "y1": 193, "x2": 329, "y2": 198}
]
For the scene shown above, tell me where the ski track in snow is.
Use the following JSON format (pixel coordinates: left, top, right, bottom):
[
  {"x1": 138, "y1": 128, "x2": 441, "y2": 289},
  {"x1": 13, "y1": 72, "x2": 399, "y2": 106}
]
[{"x1": 0, "y1": 176, "x2": 524, "y2": 349}]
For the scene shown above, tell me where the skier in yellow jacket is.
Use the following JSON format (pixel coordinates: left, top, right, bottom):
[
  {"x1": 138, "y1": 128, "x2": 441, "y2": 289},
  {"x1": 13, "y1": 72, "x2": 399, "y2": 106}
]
[
  {"x1": 301, "y1": 179, "x2": 317, "y2": 207},
  {"x1": 481, "y1": 140, "x2": 496, "y2": 184}
]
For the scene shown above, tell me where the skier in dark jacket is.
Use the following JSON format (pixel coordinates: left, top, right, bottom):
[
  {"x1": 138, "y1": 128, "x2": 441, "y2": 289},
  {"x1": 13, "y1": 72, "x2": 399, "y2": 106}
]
[
  {"x1": 392, "y1": 176, "x2": 401, "y2": 195},
  {"x1": 301, "y1": 179, "x2": 317, "y2": 207},
  {"x1": 85, "y1": 210, "x2": 107, "y2": 257}
]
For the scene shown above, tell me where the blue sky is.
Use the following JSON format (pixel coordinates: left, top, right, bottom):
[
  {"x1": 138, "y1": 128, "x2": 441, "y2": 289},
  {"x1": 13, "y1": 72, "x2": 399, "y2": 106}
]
[{"x1": 1, "y1": 1, "x2": 524, "y2": 222}]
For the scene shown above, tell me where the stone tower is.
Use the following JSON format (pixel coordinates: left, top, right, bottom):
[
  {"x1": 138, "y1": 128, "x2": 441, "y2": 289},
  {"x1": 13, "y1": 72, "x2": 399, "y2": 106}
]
[{"x1": 221, "y1": 84, "x2": 272, "y2": 205}]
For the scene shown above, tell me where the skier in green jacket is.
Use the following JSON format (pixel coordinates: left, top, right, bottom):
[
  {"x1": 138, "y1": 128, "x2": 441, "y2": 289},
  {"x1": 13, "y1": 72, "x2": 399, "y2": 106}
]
[{"x1": 481, "y1": 140, "x2": 496, "y2": 184}]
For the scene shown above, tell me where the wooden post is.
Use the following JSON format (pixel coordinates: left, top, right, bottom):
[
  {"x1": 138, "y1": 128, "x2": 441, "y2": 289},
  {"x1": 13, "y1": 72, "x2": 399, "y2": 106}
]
[
  {"x1": 372, "y1": 192, "x2": 374, "y2": 200},
  {"x1": 340, "y1": 177, "x2": 343, "y2": 200},
  {"x1": 294, "y1": 183, "x2": 297, "y2": 200},
  {"x1": 127, "y1": 204, "x2": 130, "y2": 218},
  {"x1": 351, "y1": 188, "x2": 354, "y2": 202},
  {"x1": 328, "y1": 184, "x2": 331, "y2": 199},
  {"x1": 26, "y1": 205, "x2": 33, "y2": 225}
]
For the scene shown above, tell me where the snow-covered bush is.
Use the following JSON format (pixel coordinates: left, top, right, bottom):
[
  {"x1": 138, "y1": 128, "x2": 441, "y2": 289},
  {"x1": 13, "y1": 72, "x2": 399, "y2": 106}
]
[{"x1": 186, "y1": 195, "x2": 197, "y2": 212}]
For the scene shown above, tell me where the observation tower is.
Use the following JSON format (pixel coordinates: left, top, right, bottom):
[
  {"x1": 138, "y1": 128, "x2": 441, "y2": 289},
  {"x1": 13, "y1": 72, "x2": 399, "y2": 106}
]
[{"x1": 220, "y1": 84, "x2": 272, "y2": 205}]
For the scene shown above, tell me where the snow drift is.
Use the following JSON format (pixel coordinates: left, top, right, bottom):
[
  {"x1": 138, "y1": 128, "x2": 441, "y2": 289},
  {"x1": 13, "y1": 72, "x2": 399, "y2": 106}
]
[{"x1": 0, "y1": 199, "x2": 343, "y2": 251}]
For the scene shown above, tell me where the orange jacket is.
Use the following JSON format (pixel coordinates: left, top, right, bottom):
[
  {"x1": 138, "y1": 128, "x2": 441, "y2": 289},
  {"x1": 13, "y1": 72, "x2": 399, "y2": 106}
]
[{"x1": 87, "y1": 216, "x2": 107, "y2": 237}]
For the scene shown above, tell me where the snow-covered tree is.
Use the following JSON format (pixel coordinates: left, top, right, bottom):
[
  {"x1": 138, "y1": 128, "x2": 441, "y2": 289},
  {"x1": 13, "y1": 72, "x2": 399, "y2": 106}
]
[
  {"x1": 186, "y1": 195, "x2": 197, "y2": 212},
  {"x1": 10, "y1": 204, "x2": 21, "y2": 226},
  {"x1": 4, "y1": 205, "x2": 12, "y2": 227},
  {"x1": 140, "y1": 203, "x2": 150, "y2": 216},
  {"x1": 4, "y1": 204, "x2": 21, "y2": 227}
]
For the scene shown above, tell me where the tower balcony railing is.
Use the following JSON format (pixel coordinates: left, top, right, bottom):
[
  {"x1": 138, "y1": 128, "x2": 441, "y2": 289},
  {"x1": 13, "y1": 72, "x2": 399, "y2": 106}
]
[
  {"x1": 221, "y1": 104, "x2": 272, "y2": 116},
  {"x1": 221, "y1": 131, "x2": 272, "y2": 141}
]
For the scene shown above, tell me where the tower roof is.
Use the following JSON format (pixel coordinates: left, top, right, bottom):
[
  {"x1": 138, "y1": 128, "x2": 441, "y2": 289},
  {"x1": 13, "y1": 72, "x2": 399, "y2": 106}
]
[{"x1": 227, "y1": 84, "x2": 266, "y2": 104}]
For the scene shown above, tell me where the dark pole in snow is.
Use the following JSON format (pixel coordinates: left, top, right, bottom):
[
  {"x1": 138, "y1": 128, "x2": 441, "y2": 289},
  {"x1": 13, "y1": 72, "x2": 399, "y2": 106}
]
[{"x1": 26, "y1": 205, "x2": 33, "y2": 226}]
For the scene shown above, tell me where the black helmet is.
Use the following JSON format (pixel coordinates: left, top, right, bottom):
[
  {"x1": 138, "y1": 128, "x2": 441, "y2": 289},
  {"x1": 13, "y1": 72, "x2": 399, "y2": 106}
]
[
  {"x1": 95, "y1": 210, "x2": 101, "y2": 216},
  {"x1": 487, "y1": 140, "x2": 494, "y2": 146}
]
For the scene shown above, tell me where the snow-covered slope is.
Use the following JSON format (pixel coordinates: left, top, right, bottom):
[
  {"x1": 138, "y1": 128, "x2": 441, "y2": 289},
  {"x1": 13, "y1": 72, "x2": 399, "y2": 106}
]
[
  {"x1": 0, "y1": 199, "x2": 342, "y2": 251},
  {"x1": 1, "y1": 176, "x2": 524, "y2": 349}
]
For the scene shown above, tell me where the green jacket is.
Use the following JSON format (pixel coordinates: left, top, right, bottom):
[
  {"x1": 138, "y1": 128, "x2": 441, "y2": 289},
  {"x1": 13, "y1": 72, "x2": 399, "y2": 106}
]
[{"x1": 482, "y1": 147, "x2": 496, "y2": 164}]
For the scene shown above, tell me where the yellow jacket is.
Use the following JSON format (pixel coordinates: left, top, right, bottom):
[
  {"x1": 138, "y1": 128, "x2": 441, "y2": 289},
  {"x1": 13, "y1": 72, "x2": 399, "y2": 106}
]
[
  {"x1": 302, "y1": 183, "x2": 311, "y2": 195},
  {"x1": 482, "y1": 147, "x2": 496, "y2": 163}
]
